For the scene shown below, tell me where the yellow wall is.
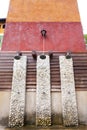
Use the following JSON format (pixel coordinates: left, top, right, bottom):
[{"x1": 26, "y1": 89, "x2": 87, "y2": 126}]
[
  {"x1": 0, "y1": 23, "x2": 5, "y2": 33},
  {"x1": 0, "y1": 29, "x2": 4, "y2": 34},
  {"x1": 7, "y1": 0, "x2": 80, "y2": 22}
]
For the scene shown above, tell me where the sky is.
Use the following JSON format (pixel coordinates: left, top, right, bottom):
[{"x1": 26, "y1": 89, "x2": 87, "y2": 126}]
[
  {"x1": 77, "y1": 0, "x2": 87, "y2": 34},
  {"x1": 0, "y1": 0, "x2": 87, "y2": 34}
]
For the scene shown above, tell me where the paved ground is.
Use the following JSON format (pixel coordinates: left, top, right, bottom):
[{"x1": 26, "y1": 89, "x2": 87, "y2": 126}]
[{"x1": 1, "y1": 125, "x2": 87, "y2": 130}]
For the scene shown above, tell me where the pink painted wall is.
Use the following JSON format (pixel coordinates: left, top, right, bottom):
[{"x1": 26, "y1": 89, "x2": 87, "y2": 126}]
[{"x1": 2, "y1": 22, "x2": 86, "y2": 51}]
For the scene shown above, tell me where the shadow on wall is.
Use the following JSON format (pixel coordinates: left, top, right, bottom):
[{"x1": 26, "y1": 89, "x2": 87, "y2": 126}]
[{"x1": 0, "y1": 117, "x2": 8, "y2": 126}]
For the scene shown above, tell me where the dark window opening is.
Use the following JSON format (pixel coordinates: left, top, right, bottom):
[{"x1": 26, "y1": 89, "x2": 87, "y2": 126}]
[{"x1": 3, "y1": 24, "x2": 5, "y2": 29}]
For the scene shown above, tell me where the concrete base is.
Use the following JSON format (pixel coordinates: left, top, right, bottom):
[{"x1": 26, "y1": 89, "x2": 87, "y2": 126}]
[{"x1": 0, "y1": 90, "x2": 87, "y2": 127}]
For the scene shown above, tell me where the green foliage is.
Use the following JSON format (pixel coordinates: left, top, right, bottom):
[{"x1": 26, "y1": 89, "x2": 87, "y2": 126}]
[
  {"x1": 0, "y1": 35, "x2": 3, "y2": 48},
  {"x1": 84, "y1": 34, "x2": 87, "y2": 44}
]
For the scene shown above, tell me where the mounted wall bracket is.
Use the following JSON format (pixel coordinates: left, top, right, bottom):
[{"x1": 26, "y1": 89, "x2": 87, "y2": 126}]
[
  {"x1": 41, "y1": 29, "x2": 47, "y2": 38},
  {"x1": 14, "y1": 51, "x2": 22, "y2": 60},
  {"x1": 65, "y1": 51, "x2": 71, "y2": 59}
]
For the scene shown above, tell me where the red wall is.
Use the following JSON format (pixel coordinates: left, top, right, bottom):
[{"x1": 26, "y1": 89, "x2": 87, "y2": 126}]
[{"x1": 2, "y1": 22, "x2": 86, "y2": 52}]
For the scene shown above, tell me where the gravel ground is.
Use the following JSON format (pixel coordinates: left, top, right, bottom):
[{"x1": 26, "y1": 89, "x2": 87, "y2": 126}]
[{"x1": 0, "y1": 125, "x2": 87, "y2": 130}]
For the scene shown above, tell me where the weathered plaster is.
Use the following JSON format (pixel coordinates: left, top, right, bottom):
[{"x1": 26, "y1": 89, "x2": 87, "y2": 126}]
[
  {"x1": 2, "y1": 22, "x2": 85, "y2": 51},
  {"x1": 7, "y1": 0, "x2": 80, "y2": 22}
]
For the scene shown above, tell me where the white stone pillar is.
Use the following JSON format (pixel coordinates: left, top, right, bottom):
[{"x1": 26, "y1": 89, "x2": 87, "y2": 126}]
[
  {"x1": 9, "y1": 56, "x2": 27, "y2": 127},
  {"x1": 59, "y1": 56, "x2": 78, "y2": 126},
  {"x1": 36, "y1": 55, "x2": 51, "y2": 126}
]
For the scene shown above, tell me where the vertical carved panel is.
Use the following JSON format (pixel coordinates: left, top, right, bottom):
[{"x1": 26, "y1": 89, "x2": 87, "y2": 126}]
[
  {"x1": 36, "y1": 55, "x2": 51, "y2": 126},
  {"x1": 59, "y1": 56, "x2": 78, "y2": 126},
  {"x1": 9, "y1": 56, "x2": 27, "y2": 127}
]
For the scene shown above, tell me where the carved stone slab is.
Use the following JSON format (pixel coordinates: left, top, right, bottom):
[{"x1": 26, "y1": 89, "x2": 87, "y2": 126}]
[
  {"x1": 36, "y1": 55, "x2": 51, "y2": 126},
  {"x1": 9, "y1": 56, "x2": 27, "y2": 127},
  {"x1": 59, "y1": 56, "x2": 78, "y2": 126}
]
